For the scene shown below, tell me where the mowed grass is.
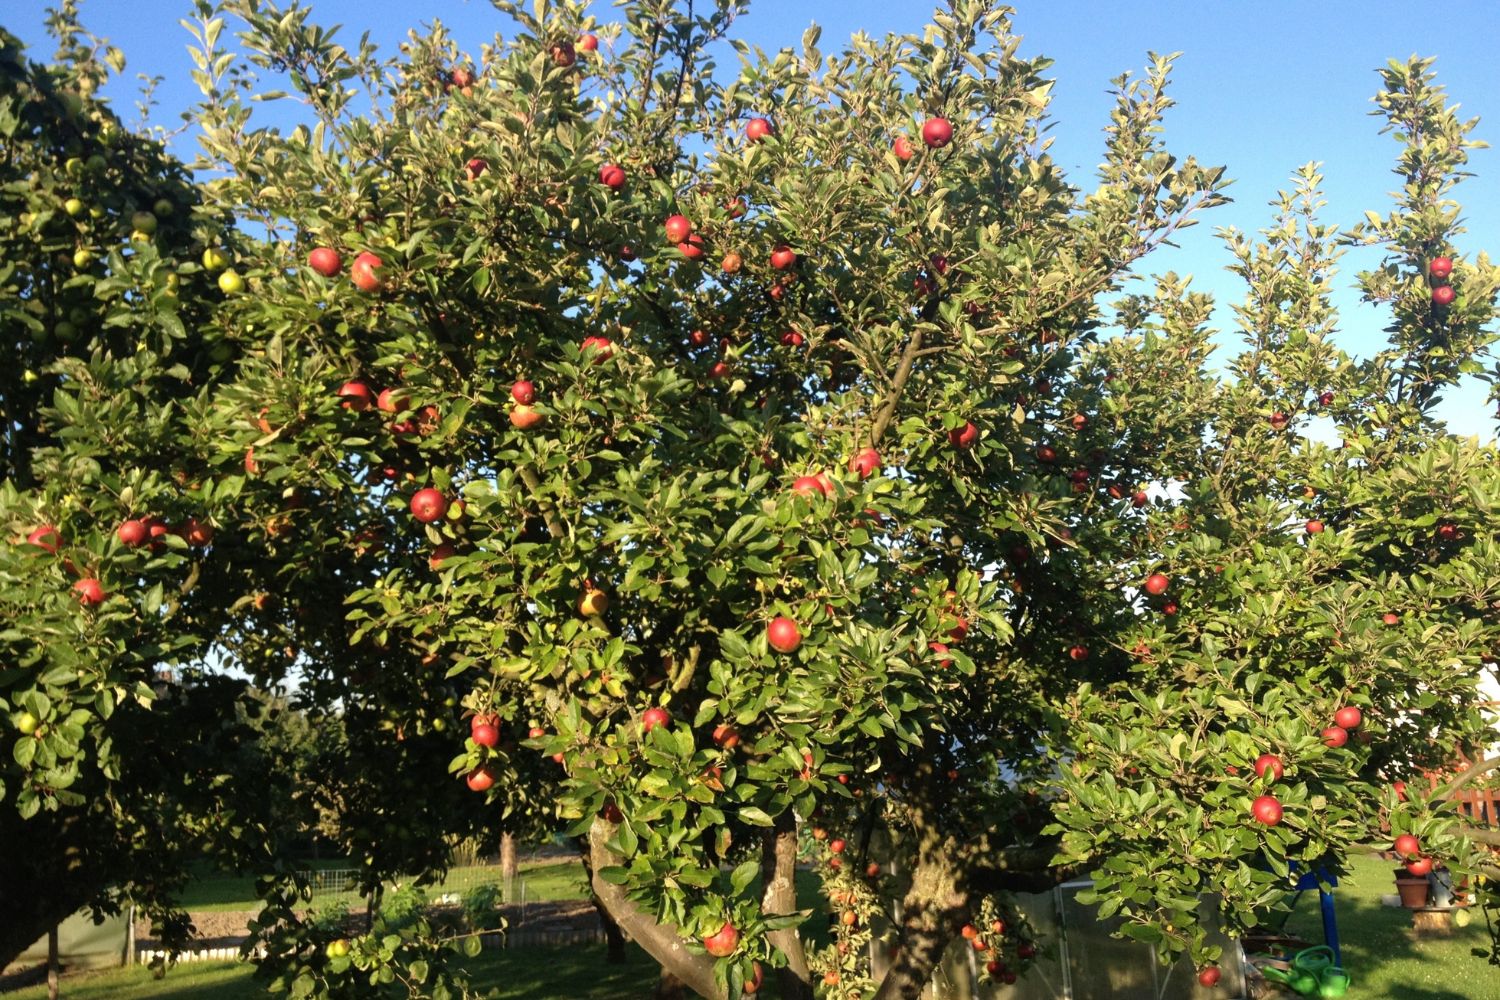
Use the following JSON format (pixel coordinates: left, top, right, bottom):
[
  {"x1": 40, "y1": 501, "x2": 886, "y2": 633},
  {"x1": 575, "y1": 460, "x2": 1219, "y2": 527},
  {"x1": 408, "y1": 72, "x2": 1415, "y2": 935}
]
[
  {"x1": 1279, "y1": 853, "x2": 1500, "y2": 1000},
  {"x1": 177, "y1": 858, "x2": 590, "y2": 914},
  {"x1": 4, "y1": 945, "x2": 681, "y2": 1000}
]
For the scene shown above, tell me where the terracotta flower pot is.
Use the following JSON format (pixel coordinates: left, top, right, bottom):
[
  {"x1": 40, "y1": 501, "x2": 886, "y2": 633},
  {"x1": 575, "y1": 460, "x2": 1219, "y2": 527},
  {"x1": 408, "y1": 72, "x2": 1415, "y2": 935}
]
[{"x1": 1395, "y1": 874, "x2": 1430, "y2": 909}]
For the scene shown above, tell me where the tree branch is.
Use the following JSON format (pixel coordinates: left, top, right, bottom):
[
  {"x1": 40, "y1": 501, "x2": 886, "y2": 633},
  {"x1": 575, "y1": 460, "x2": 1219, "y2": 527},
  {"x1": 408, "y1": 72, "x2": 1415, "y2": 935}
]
[
  {"x1": 869, "y1": 327, "x2": 924, "y2": 447},
  {"x1": 588, "y1": 817, "x2": 724, "y2": 1000}
]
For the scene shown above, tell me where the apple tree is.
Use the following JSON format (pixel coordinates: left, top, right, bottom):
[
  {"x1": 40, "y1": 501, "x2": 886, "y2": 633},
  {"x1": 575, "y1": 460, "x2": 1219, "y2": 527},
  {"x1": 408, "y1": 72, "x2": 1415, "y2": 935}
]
[{"x1": 45, "y1": 0, "x2": 1500, "y2": 998}]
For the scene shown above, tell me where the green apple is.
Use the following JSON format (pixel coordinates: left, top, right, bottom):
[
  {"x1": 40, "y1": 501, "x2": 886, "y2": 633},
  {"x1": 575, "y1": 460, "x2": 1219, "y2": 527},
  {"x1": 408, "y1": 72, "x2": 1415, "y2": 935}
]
[
  {"x1": 130, "y1": 211, "x2": 158, "y2": 235},
  {"x1": 55, "y1": 321, "x2": 79, "y2": 342},
  {"x1": 218, "y1": 269, "x2": 245, "y2": 294},
  {"x1": 64, "y1": 197, "x2": 85, "y2": 217},
  {"x1": 152, "y1": 198, "x2": 174, "y2": 218},
  {"x1": 65, "y1": 157, "x2": 85, "y2": 176},
  {"x1": 202, "y1": 247, "x2": 230, "y2": 272},
  {"x1": 15, "y1": 712, "x2": 38, "y2": 735},
  {"x1": 73, "y1": 248, "x2": 95, "y2": 269},
  {"x1": 86, "y1": 154, "x2": 107, "y2": 173}
]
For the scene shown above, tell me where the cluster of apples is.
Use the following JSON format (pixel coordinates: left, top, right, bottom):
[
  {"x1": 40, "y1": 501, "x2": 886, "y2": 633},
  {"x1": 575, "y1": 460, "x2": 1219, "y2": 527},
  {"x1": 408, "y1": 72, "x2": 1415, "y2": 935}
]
[
  {"x1": 1429, "y1": 256, "x2": 1456, "y2": 307},
  {"x1": 306, "y1": 245, "x2": 384, "y2": 293},
  {"x1": 336, "y1": 378, "x2": 442, "y2": 440},
  {"x1": 22, "y1": 513, "x2": 214, "y2": 608},
  {"x1": 1248, "y1": 705, "x2": 1362, "y2": 829},
  {"x1": 966, "y1": 919, "x2": 1034, "y2": 985}
]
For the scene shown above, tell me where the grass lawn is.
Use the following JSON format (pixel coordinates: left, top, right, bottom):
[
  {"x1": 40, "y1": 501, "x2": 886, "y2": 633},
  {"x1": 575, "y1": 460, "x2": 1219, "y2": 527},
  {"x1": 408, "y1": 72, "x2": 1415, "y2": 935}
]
[
  {"x1": 1279, "y1": 853, "x2": 1499, "y2": 999},
  {"x1": 177, "y1": 858, "x2": 589, "y2": 914},
  {"x1": 3, "y1": 945, "x2": 678, "y2": 1000}
]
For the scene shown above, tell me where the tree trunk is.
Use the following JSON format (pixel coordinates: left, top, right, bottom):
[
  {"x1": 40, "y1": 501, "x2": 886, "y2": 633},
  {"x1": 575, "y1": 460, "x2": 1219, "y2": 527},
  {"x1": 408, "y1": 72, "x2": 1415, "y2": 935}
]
[
  {"x1": 869, "y1": 855, "x2": 967, "y2": 1000},
  {"x1": 761, "y1": 814, "x2": 813, "y2": 1000},
  {"x1": 588, "y1": 818, "x2": 724, "y2": 1000},
  {"x1": 47, "y1": 925, "x2": 59, "y2": 1000},
  {"x1": 499, "y1": 832, "x2": 518, "y2": 904}
]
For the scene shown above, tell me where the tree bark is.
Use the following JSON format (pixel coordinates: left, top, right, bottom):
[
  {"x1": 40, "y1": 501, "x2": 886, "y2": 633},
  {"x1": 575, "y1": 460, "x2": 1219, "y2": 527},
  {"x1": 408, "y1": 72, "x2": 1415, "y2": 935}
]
[
  {"x1": 499, "y1": 832, "x2": 518, "y2": 904},
  {"x1": 588, "y1": 818, "x2": 724, "y2": 1000},
  {"x1": 869, "y1": 854, "x2": 968, "y2": 1000},
  {"x1": 47, "y1": 925, "x2": 59, "y2": 1000},
  {"x1": 761, "y1": 814, "x2": 813, "y2": 1000},
  {"x1": 576, "y1": 837, "x2": 629, "y2": 964}
]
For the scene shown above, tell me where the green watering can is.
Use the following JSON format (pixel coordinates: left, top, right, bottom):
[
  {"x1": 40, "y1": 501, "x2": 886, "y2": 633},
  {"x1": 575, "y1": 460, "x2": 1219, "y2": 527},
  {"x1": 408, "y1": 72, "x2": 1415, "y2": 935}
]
[{"x1": 1259, "y1": 946, "x2": 1351, "y2": 997}]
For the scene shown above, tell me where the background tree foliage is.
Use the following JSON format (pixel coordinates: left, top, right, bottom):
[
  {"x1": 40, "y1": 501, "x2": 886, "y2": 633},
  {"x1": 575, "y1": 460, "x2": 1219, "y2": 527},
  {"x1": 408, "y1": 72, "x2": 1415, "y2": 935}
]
[{"x1": 3, "y1": 0, "x2": 1498, "y2": 998}]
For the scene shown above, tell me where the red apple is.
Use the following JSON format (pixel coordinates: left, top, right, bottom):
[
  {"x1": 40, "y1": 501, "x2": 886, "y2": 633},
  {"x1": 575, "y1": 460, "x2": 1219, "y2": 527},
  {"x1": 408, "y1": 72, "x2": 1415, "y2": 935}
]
[
  {"x1": 182, "y1": 517, "x2": 214, "y2": 547},
  {"x1": 642, "y1": 706, "x2": 671, "y2": 732},
  {"x1": 1143, "y1": 573, "x2": 1170, "y2": 596},
  {"x1": 410, "y1": 487, "x2": 448, "y2": 523},
  {"x1": 1437, "y1": 522, "x2": 1459, "y2": 542},
  {"x1": 1269, "y1": 410, "x2": 1288, "y2": 430},
  {"x1": 550, "y1": 42, "x2": 576, "y2": 67},
  {"x1": 1383, "y1": 612, "x2": 1400, "y2": 625},
  {"x1": 1334, "y1": 705, "x2": 1362, "y2": 730},
  {"x1": 1068, "y1": 644, "x2": 1089, "y2": 662},
  {"x1": 528, "y1": 726, "x2": 546, "y2": 740},
  {"x1": 349, "y1": 251, "x2": 383, "y2": 292},
  {"x1": 929, "y1": 642, "x2": 953, "y2": 668},
  {"x1": 1305, "y1": 519, "x2": 1324, "y2": 534},
  {"x1": 712, "y1": 724, "x2": 740, "y2": 749},
  {"x1": 921, "y1": 117, "x2": 953, "y2": 148},
  {"x1": 1318, "y1": 390, "x2": 1335, "y2": 406},
  {"x1": 780, "y1": 331, "x2": 804, "y2": 347},
  {"x1": 849, "y1": 448, "x2": 881, "y2": 479},
  {"x1": 1432, "y1": 285, "x2": 1455, "y2": 306},
  {"x1": 26, "y1": 525, "x2": 62, "y2": 553},
  {"x1": 1406, "y1": 856, "x2": 1434, "y2": 877},
  {"x1": 1253, "y1": 754, "x2": 1284, "y2": 782},
  {"x1": 1429, "y1": 256, "x2": 1453, "y2": 279},
  {"x1": 1197, "y1": 966, "x2": 1221, "y2": 988},
  {"x1": 1393, "y1": 779, "x2": 1408, "y2": 800},
  {"x1": 472, "y1": 721, "x2": 499, "y2": 748},
  {"x1": 949, "y1": 421, "x2": 979, "y2": 449},
  {"x1": 1251, "y1": 794, "x2": 1283, "y2": 826},
  {"x1": 744, "y1": 962, "x2": 763, "y2": 994},
  {"x1": 1393, "y1": 833, "x2": 1420, "y2": 858},
  {"x1": 1321, "y1": 725, "x2": 1348, "y2": 748},
  {"x1": 581, "y1": 335, "x2": 615, "y2": 362},
  {"x1": 893, "y1": 135, "x2": 915, "y2": 161},
  {"x1": 450, "y1": 67, "x2": 475, "y2": 89},
  {"x1": 677, "y1": 234, "x2": 707, "y2": 260},
  {"x1": 599, "y1": 163, "x2": 626, "y2": 190},
  {"x1": 377, "y1": 387, "x2": 407, "y2": 413},
  {"x1": 1036, "y1": 444, "x2": 1057, "y2": 463},
  {"x1": 510, "y1": 404, "x2": 543, "y2": 429},
  {"x1": 308, "y1": 247, "x2": 342, "y2": 277},
  {"x1": 770, "y1": 245, "x2": 797, "y2": 270},
  {"x1": 338, "y1": 380, "x2": 374, "y2": 411},
  {"x1": 73, "y1": 577, "x2": 106, "y2": 606},
  {"x1": 746, "y1": 117, "x2": 773, "y2": 142},
  {"x1": 767, "y1": 616, "x2": 801, "y2": 653},
  {"x1": 1017, "y1": 942, "x2": 1036, "y2": 960},
  {"x1": 600, "y1": 800, "x2": 623, "y2": 823},
  {"x1": 116, "y1": 519, "x2": 148, "y2": 547},
  {"x1": 1132, "y1": 490, "x2": 1148, "y2": 508},
  {"x1": 664, "y1": 214, "x2": 693, "y2": 243},
  {"x1": 429, "y1": 543, "x2": 457, "y2": 570},
  {"x1": 511, "y1": 380, "x2": 536, "y2": 405},
  {"x1": 466, "y1": 767, "x2": 495, "y2": 792},
  {"x1": 708, "y1": 361, "x2": 731, "y2": 379},
  {"x1": 464, "y1": 157, "x2": 488, "y2": 180},
  {"x1": 579, "y1": 33, "x2": 598, "y2": 52},
  {"x1": 702, "y1": 921, "x2": 739, "y2": 958},
  {"x1": 829, "y1": 838, "x2": 846, "y2": 854},
  {"x1": 792, "y1": 474, "x2": 833, "y2": 498}
]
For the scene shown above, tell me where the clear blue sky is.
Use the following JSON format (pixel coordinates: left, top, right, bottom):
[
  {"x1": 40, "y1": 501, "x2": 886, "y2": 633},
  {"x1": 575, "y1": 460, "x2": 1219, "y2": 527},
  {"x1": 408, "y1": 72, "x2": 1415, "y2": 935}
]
[{"x1": 9, "y1": 1, "x2": 1499, "y2": 436}]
